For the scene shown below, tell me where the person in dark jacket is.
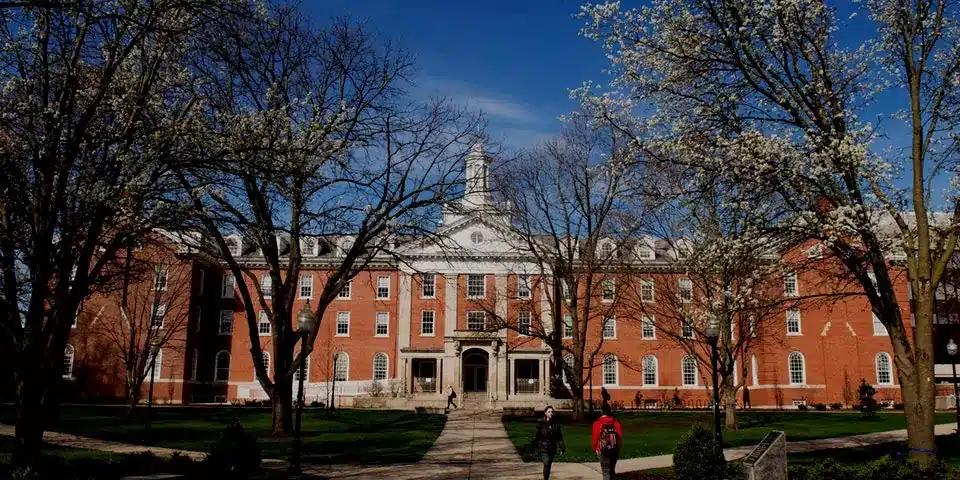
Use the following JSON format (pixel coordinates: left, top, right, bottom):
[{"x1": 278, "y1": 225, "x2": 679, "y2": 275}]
[
  {"x1": 446, "y1": 385, "x2": 457, "y2": 412},
  {"x1": 532, "y1": 406, "x2": 565, "y2": 480}
]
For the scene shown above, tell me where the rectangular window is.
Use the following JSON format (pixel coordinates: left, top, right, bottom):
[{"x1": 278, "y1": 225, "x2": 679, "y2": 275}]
[
  {"x1": 467, "y1": 311, "x2": 486, "y2": 331},
  {"x1": 872, "y1": 312, "x2": 888, "y2": 336},
  {"x1": 338, "y1": 280, "x2": 351, "y2": 299},
  {"x1": 147, "y1": 348, "x2": 163, "y2": 381},
  {"x1": 603, "y1": 316, "x2": 616, "y2": 339},
  {"x1": 218, "y1": 310, "x2": 233, "y2": 335},
  {"x1": 154, "y1": 266, "x2": 168, "y2": 292},
  {"x1": 336, "y1": 311, "x2": 350, "y2": 336},
  {"x1": 151, "y1": 302, "x2": 166, "y2": 329},
  {"x1": 641, "y1": 279, "x2": 655, "y2": 303},
  {"x1": 786, "y1": 309, "x2": 801, "y2": 335},
  {"x1": 375, "y1": 312, "x2": 389, "y2": 337},
  {"x1": 784, "y1": 271, "x2": 798, "y2": 296},
  {"x1": 642, "y1": 316, "x2": 656, "y2": 339},
  {"x1": 261, "y1": 274, "x2": 273, "y2": 298},
  {"x1": 602, "y1": 278, "x2": 615, "y2": 302},
  {"x1": 299, "y1": 275, "x2": 313, "y2": 299},
  {"x1": 679, "y1": 278, "x2": 692, "y2": 303},
  {"x1": 563, "y1": 315, "x2": 573, "y2": 338},
  {"x1": 681, "y1": 317, "x2": 694, "y2": 339},
  {"x1": 561, "y1": 280, "x2": 571, "y2": 302},
  {"x1": 517, "y1": 275, "x2": 531, "y2": 299},
  {"x1": 421, "y1": 311, "x2": 435, "y2": 336},
  {"x1": 518, "y1": 311, "x2": 531, "y2": 336},
  {"x1": 467, "y1": 274, "x2": 486, "y2": 298},
  {"x1": 225, "y1": 237, "x2": 241, "y2": 257},
  {"x1": 258, "y1": 311, "x2": 271, "y2": 336},
  {"x1": 421, "y1": 273, "x2": 436, "y2": 298},
  {"x1": 377, "y1": 276, "x2": 390, "y2": 299},
  {"x1": 221, "y1": 274, "x2": 235, "y2": 299}
]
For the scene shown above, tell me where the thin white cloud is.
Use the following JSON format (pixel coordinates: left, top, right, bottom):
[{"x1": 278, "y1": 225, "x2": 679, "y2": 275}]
[{"x1": 416, "y1": 75, "x2": 540, "y2": 125}]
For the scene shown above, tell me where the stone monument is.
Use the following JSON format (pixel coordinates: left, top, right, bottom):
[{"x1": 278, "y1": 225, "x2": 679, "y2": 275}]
[{"x1": 743, "y1": 430, "x2": 787, "y2": 480}]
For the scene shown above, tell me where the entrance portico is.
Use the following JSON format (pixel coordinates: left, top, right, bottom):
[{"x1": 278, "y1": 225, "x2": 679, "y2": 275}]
[{"x1": 462, "y1": 348, "x2": 489, "y2": 393}]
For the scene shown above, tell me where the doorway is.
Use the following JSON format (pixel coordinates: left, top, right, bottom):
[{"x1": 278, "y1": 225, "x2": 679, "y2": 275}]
[{"x1": 462, "y1": 349, "x2": 489, "y2": 392}]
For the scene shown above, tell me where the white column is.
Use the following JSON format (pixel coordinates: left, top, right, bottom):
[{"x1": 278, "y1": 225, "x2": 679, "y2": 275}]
[
  {"x1": 539, "y1": 359, "x2": 545, "y2": 396},
  {"x1": 398, "y1": 273, "x2": 412, "y2": 373},
  {"x1": 495, "y1": 274, "x2": 508, "y2": 338},
  {"x1": 509, "y1": 358, "x2": 515, "y2": 396},
  {"x1": 444, "y1": 274, "x2": 458, "y2": 336}
]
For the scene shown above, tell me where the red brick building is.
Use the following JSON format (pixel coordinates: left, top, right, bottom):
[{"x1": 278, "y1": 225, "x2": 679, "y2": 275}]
[{"x1": 62, "y1": 146, "x2": 958, "y2": 409}]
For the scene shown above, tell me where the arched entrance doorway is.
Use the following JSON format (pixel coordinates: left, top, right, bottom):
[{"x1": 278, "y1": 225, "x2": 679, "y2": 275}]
[{"x1": 462, "y1": 349, "x2": 489, "y2": 393}]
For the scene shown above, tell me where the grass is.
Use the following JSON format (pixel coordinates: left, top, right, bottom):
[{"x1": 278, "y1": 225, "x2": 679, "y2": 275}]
[
  {"x1": 503, "y1": 410, "x2": 958, "y2": 463},
  {"x1": 0, "y1": 405, "x2": 446, "y2": 465}
]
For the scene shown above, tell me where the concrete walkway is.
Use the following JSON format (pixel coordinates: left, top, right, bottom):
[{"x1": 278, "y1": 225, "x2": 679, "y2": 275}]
[{"x1": 2, "y1": 419, "x2": 957, "y2": 479}]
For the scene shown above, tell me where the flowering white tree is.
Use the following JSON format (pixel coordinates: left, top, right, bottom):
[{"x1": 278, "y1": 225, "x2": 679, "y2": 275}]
[
  {"x1": 0, "y1": 0, "x2": 242, "y2": 465},
  {"x1": 577, "y1": 0, "x2": 960, "y2": 462},
  {"x1": 179, "y1": 8, "x2": 483, "y2": 434}
]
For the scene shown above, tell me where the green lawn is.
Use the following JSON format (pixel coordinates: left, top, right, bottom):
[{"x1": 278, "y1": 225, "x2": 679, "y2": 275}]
[
  {"x1": 503, "y1": 410, "x2": 958, "y2": 463},
  {"x1": 0, "y1": 406, "x2": 446, "y2": 465}
]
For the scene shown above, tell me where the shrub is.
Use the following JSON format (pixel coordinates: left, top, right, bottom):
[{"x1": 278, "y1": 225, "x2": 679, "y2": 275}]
[
  {"x1": 673, "y1": 388, "x2": 682, "y2": 408},
  {"x1": 366, "y1": 379, "x2": 385, "y2": 397},
  {"x1": 611, "y1": 400, "x2": 625, "y2": 411},
  {"x1": 310, "y1": 400, "x2": 323, "y2": 407},
  {"x1": 812, "y1": 403, "x2": 827, "y2": 411},
  {"x1": 206, "y1": 419, "x2": 262, "y2": 478},
  {"x1": 673, "y1": 424, "x2": 725, "y2": 480},
  {"x1": 892, "y1": 403, "x2": 904, "y2": 410},
  {"x1": 856, "y1": 379, "x2": 879, "y2": 418},
  {"x1": 787, "y1": 456, "x2": 956, "y2": 480},
  {"x1": 797, "y1": 404, "x2": 809, "y2": 411},
  {"x1": 829, "y1": 402, "x2": 844, "y2": 410}
]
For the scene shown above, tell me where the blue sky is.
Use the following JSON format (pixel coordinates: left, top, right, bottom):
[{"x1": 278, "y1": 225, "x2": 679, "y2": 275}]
[{"x1": 306, "y1": 0, "x2": 608, "y2": 149}]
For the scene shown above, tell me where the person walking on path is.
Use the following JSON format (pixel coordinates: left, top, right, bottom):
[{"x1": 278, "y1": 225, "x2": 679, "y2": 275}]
[
  {"x1": 445, "y1": 385, "x2": 457, "y2": 412},
  {"x1": 591, "y1": 403, "x2": 623, "y2": 480},
  {"x1": 532, "y1": 406, "x2": 565, "y2": 480}
]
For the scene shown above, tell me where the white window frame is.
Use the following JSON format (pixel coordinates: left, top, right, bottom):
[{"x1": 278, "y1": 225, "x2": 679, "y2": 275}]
[
  {"x1": 334, "y1": 352, "x2": 349, "y2": 382},
  {"x1": 599, "y1": 241, "x2": 615, "y2": 258},
  {"x1": 603, "y1": 316, "x2": 616, "y2": 339},
  {"x1": 375, "y1": 312, "x2": 389, "y2": 337},
  {"x1": 637, "y1": 246, "x2": 654, "y2": 260},
  {"x1": 218, "y1": 310, "x2": 233, "y2": 335},
  {"x1": 258, "y1": 311, "x2": 271, "y2": 336},
  {"x1": 517, "y1": 274, "x2": 531, "y2": 299},
  {"x1": 301, "y1": 237, "x2": 317, "y2": 256},
  {"x1": 294, "y1": 353, "x2": 310, "y2": 383},
  {"x1": 421, "y1": 273, "x2": 436, "y2": 299},
  {"x1": 784, "y1": 271, "x2": 798, "y2": 297},
  {"x1": 299, "y1": 275, "x2": 313, "y2": 299},
  {"x1": 641, "y1": 279, "x2": 655, "y2": 303},
  {"x1": 221, "y1": 274, "x2": 235, "y2": 299},
  {"x1": 872, "y1": 312, "x2": 888, "y2": 336},
  {"x1": 420, "y1": 311, "x2": 435, "y2": 336},
  {"x1": 63, "y1": 345, "x2": 75, "y2": 378},
  {"x1": 602, "y1": 355, "x2": 618, "y2": 386},
  {"x1": 563, "y1": 315, "x2": 573, "y2": 339},
  {"x1": 788, "y1": 351, "x2": 806, "y2": 385},
  {"x1": 147, "y1": 348, "x2": 163, "y2": 381},
  {"x1": 376, "y1": 276, "x2": 391, "y2": 299},
  {"x1": 467, "y1": 311, "x2": 486, "y2": 331},
  {"x1": 517, "y1": 311, "x2": 532, "y2": 336},
  {"x1": 641, "y1": 315, "x2": 656, "y2": 340},
  {"x1": 373, "y1": 353, "x2": 388, "y2": 381},
  {"x1": 642, "y1": 355, "x2": 658, "y2": 386},
  {"x1": 681, "y1": 316, "x2": 694, "y2": 339},
  {"x1": 215, "y1": 351, "x2": 230, "y2": 382},
  {"x1": 225, "y1": 237, "x2": 242, "y2": 257},
  {"x1": 338, "y1": 280, "x2": 351, "y2": 299},
  {"x1": 336, "y1": 311, "x2": 350, "y2": 337},
  {"x1": 467, "y1": 274, "x2": 486, "y2": 298},
  {"x1": 259, "y1": 352, "x2": 271, "y2": 380},
  {"x1": 150, "y1": 302, "x2": 166, "y2": 329},
  {"x1": 154, "y1": 265, "x2": 168, "y2": 292},
  {"x1": 751, "y1": 355, "x2": 759, "y2": 386},
  {"x1": 602, "y1": 278, "x2": 615, "y2": 302},
  {"x1": 679, "y1": 278, "x2": 693, "y2": 303},
  {"x1": 875, "y1": 352, "x2": 893, "y2": 386},
  {"x1": 786, "y1": 309, "x2": 802, "y2": 335},
  {"x1": 681, "y1": 356, "x2": 698, "y2": 386},
  {"x1": 261, "y1": 273, "x2": 272, "y2": 299}
]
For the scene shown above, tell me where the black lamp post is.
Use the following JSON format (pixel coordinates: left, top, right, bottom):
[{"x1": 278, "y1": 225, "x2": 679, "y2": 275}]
[
  {"x1": 145, "y1": 343, "x2": 160, "y2": 431},
  {"x1": 948, "y1": 339, "x2": 960, "y2": 435},
  {"x1": 290, "y1": 301, "x2": 314, "y2": 475},
  {"x1": 705, "y1": 319, "x2": 722, "y2": 449}
]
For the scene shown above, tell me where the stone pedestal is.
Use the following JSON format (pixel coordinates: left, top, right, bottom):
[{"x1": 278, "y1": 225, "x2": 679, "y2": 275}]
[{"x1": 743, "y1": 431, "x2": 787, "y2": 480}]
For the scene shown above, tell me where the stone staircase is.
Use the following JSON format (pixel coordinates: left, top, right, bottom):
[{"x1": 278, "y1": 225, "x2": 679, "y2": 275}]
[{"x1": 458, "y1": 392, "x2": 491, "y2": 411}]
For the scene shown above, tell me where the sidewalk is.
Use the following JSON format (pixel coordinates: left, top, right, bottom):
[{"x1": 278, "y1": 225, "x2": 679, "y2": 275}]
[{"x1": 0, "y1": 424, "x2": 207, "y2": 460}]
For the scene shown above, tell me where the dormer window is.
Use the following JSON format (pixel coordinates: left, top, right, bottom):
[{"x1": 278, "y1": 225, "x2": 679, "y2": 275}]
[
  {"x1": 224, "y1": 237, "x2": 241, "y2": 257},
  {"x1": 599, "y1": 241, "x2": 614, "y2": 258},
  {"x1": 637, "y1": 246, "x2": 654, "y2": 260},
  {"x1": 301, "y1": 237, "x2": 317, "y2": 256}
]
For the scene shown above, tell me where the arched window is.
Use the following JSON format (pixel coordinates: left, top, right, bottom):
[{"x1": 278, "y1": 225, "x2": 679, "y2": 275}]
[
  {"x1": 681, "y1": 356, "x2": 697, "y2": 386},
  {"x1": 562, "y1": 354, "x2": 575, "y2": 385},
  {"x1": 373, "y1": 353, "x2": 388, "y2": 381},
  {"x1": 599, "y1": 241, "x2": 614, "y2": 257},
  {"x1": 215, "y1": 351, "x2": 230, "y2": 382},
  {"x1": 334, "y1": 352, "x2": 349, "y2": 382},
  {"x1": 751, "y1": 355, "x2": 759, "y2": 386},
  {"x1": 788, "y1": 351, "x2": 805, "y2": 385},
  {"x1": 602, "y1": 355, "x2": 618, "y2": 385},
  {"x1": 876, "y1": 352, "x2": 893, "y2": 386},
  {"x1": 294, "y1": 354, "x2": 310, "y2": 382},
  {"x1": 642, "y1": 355, "x2": 658, "y2": 386},
  {"x1": 62, "y1": 345, "x2": 75, "y2": 378},
  {"x1": 259, "y1": 352, "x2": 271, "y2": 380}
]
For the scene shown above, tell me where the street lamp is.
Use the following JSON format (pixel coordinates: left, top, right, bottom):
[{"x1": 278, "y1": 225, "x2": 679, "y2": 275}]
[
  {"x1": 948, "y1": 339, "x2": 960, "y2": 434},
  {"x1": 145, "y1": 343, "x2": 160, "y2": 431},
  {"x1": 704, "y1": 319, "x2": 722, "y2": 449},
  {"x1": 290, "y1": 301, "x2": 314, "y2": 475}
]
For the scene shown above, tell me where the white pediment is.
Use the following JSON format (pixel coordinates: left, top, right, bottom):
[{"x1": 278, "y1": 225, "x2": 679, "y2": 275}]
[{"x1": 400, "y1": 215, "x2": 524, "y2": 258}]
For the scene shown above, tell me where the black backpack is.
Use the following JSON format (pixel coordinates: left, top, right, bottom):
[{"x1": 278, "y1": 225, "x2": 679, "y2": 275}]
[{"x1": 598, "y1": 423, "x2": 619, "y2": 453}]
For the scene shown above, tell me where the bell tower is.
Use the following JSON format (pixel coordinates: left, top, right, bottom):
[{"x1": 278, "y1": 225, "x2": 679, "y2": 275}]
[{"x1": 463, "y1": 141, "x2": 491, "y2": 210}]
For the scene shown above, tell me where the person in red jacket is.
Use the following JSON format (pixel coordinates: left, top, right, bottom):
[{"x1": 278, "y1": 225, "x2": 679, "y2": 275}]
[{"x1": 591, "y1": 403, "x2": 623, "y2": 480}]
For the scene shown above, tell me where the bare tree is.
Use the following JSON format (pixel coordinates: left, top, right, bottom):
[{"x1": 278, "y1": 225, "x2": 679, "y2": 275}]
[
  {"x1": 179, "y1": 8, "x2": 483, "y2": 434},
  {"x1": 0, "y1": 0, "x2": 243, "y2": 465},
  {"x1": 490, "y1": 121, "x2": 642, "y2": 420},
  {"x1": 577, "y1": 0, "x2": 960, "y2": 461}
]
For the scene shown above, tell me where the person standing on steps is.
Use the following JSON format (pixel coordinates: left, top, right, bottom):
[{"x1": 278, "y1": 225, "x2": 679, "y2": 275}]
[
  {"x1": 532, "y1": 406, "x2": 565, "y2": 480},
  {"x1": 592, "y1": 403, "x2": 623, "y2": 480},
  {"x1": 446, "y1": 385, "x2": 457, "y2": 412}
]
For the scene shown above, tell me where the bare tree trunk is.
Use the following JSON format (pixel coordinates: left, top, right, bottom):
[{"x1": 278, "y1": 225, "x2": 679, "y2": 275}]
[
  {"x1": 13, "y1": 371, "x2": 46, "y2": 466},
  {"x1": 723, "y1": 379, "x2": 737, "y2": 430},
  {"x1": 900, "y1": 302, "x2": 937, "y2": 463},
  {"x1": 270, "y1": 378, "x2": 293, "y2": 435}
]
